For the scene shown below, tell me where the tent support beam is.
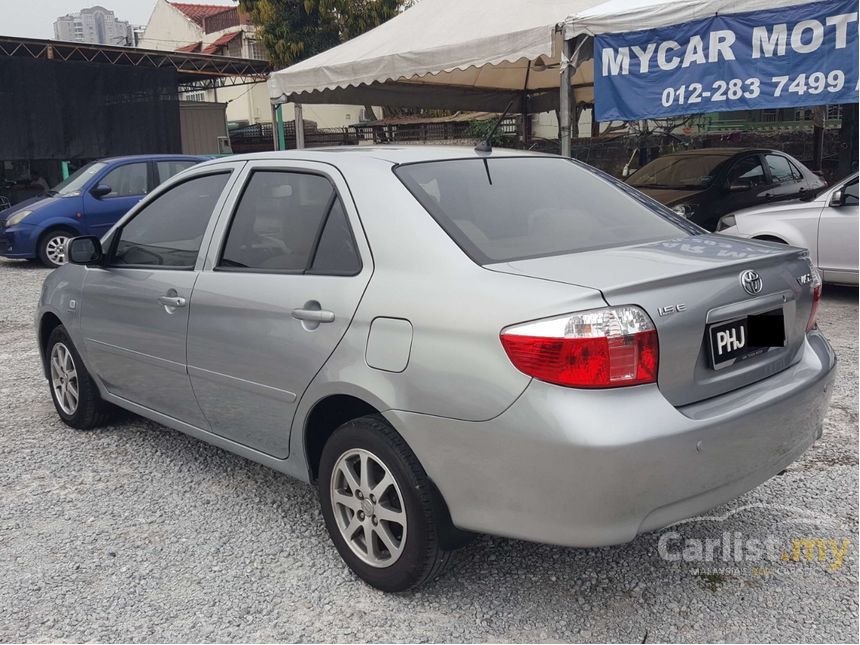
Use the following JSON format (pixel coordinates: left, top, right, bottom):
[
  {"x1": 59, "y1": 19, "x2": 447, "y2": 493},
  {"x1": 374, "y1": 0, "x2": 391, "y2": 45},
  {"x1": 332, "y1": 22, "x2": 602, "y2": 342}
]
[
  {"x1": 295, "y1": 103, "x2": 305, "y2": 149},
  {"x1": 274, "y1": 103, "x2": 286, "y2": 150},
  {"x1": 559, "y1": 37, "x2": 574, "y2": 157}
]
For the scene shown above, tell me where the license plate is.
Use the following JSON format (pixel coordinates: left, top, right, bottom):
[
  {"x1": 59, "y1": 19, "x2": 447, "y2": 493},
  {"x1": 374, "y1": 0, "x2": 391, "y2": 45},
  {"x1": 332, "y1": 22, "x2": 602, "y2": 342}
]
[{"x1": 708, "y1": 309, "x2": 786, "y2": 370}]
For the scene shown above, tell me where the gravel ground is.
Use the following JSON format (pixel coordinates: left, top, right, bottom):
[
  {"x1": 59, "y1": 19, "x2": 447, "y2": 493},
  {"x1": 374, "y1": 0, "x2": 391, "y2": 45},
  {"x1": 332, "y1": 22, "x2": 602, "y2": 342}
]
[{"x1": 1, "y1": 259, "x2": 857, "y2": 643}]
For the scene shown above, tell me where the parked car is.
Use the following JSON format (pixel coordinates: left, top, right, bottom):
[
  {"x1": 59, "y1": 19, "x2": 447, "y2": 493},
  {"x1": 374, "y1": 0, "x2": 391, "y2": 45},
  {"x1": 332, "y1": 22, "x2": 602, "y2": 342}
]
[
  {"x1": 0, "y1": 155, "x2": 206, "y2": 267},
  {"x1": 37, "y1": 148, "x2": 834, "y2": 591},
  {"x1": 717, "y1": 173, "x2": 858, "y2": 285},
  {"x1": 626, "y1": 148, "x2": 826, "y2": 231}
]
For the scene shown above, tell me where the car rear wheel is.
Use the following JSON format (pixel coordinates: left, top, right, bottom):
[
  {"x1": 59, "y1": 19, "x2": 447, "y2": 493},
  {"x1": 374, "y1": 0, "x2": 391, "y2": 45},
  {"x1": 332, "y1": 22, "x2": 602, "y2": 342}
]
[
  {"x1": 318, "y1": 414, "x2": 453, "y2": 591},
  {"x1": 38, "y1": 228, "x2": 75, "y2": 268},
  {"x1": 47, "y1": 325, "x2": 113, "y2": 429}
]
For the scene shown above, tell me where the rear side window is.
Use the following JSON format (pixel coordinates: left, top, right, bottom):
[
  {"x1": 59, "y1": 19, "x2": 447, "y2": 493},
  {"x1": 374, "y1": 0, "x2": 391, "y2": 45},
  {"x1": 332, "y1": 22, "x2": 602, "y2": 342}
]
[
  {"x1": 157, "y1": 160, "x2": 198, "y2": 183},
  {"x1": 765, "y1": 155, "x2": 796, "y2": 184},
  {"x1": 309, "y1": 199, "x2": 361, "y2": 275},
  {"x1": 395, "y1": 157, "x2": 685, "y2": 264},
  {"x1": 220, "y1": 170, "x2": 360, "y2": 274},
  {"x1": 112, "y1": 172, "x2": 229, "y2": 268}
]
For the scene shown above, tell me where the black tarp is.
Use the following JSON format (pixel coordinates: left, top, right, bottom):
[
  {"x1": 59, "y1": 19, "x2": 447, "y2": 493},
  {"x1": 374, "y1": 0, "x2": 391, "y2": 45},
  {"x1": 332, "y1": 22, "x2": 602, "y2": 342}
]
[{"x1": 0, "y1": 58, "x2": 181, "y2": 160}]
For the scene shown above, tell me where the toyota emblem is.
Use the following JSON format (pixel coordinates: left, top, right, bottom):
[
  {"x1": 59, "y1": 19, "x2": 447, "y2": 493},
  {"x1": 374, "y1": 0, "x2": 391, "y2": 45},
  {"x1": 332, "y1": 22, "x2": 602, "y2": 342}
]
[{"x1": 740, "y1": 270, "x2": 763, "y2": 295}]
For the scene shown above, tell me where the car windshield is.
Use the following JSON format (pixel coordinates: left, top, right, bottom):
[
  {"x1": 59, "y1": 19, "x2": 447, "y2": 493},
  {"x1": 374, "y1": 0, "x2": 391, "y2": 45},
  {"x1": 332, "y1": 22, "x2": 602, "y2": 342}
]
[
  {"x1": 395, "y1": 157, "x2": 691, "y2": 265},
  {"x1": 628, "y1": 154, "x2": 728, "y2": 189},
  {"x1": 49, "y1": 162, "x2": 107, "y2": 196}
]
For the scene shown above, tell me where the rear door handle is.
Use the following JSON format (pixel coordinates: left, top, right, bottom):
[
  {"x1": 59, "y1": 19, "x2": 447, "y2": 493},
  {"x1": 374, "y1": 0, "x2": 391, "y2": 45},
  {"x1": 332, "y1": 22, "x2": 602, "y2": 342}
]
[
  {"x1": 158, "y1": 295, "x2": 187, "y2": 308},
  {"x1": 291, "y1": 308, "x2": 335, "y2": 323}
]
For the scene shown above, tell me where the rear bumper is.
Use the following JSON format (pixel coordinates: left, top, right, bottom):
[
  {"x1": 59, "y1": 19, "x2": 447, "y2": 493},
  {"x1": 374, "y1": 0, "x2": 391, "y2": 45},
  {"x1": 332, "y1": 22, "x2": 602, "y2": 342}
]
[{"x1": 390, "y1": 330, "x2": 835, "y2": 547}]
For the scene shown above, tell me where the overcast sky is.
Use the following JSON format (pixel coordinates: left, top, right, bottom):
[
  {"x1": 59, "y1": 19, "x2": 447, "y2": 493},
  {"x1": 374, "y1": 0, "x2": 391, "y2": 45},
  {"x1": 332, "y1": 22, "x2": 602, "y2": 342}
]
[{"x1": 1, "y1": 0, "x2": 238, "y2": 39}]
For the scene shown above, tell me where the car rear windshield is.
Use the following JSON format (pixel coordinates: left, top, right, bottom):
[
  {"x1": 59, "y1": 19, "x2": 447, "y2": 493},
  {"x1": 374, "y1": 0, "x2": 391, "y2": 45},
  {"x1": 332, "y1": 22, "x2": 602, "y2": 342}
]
[
  {"x1": 627, "y1": 154, "x2": 727, "y2": 189},
  {"x1": 395, "y1": 157, "x2": 689, "y2": 264}
]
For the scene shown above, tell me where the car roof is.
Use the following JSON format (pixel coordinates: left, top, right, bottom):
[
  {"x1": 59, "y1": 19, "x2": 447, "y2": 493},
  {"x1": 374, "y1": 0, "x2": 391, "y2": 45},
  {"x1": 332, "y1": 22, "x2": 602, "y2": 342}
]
[
  {"x1": 97, "y1": 154, "x2": 208, "y2": 164},
  {"x1": 659, "y1": 148, "x2": 780, "y2": 158},
  {"x1": 203, "y1": 146, "x2": 552, "y2": 167}
]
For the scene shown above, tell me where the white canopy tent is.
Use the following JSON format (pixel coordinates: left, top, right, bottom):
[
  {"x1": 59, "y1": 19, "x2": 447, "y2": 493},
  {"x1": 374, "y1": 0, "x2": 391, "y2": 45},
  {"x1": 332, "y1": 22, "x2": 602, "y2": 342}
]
[{"x1": 268, "y1": 0, "x2": 811, "y2": 154}]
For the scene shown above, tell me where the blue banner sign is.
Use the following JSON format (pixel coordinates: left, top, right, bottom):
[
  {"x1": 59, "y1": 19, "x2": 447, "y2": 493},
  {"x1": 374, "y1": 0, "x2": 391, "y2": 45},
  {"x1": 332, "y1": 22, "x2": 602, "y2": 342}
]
[{"x1": 594, "y1": 0, "x2": 859, "y2": 121}]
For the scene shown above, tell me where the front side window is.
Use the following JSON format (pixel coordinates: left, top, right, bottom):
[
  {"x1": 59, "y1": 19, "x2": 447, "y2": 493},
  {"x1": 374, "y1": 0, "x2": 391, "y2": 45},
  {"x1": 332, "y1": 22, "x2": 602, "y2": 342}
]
[
  {"x1": 112, "y1": 172, "x2": 229, "y2": 268},
  {"x1": 765, "y1": 155, "x2": 796, "y2": 184},
  {"x1": 396, "y1": 157, "x2": 686, "y2": 265},
  {"x1": 727, "y1": 156, "x2": 767, "y2": 188},
  {"x1": 220, "y1": 170, "x2": 360, "y2": 274},
  {"x1": 101, "y1": 162, "x2": 149, "y2": 198}
]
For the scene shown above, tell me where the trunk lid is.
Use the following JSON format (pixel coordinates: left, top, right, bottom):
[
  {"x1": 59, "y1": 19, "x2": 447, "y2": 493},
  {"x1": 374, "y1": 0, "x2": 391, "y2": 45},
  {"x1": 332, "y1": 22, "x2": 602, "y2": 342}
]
[{"x1": 487, "y1": 234, "x2": 816, "y2": 407}]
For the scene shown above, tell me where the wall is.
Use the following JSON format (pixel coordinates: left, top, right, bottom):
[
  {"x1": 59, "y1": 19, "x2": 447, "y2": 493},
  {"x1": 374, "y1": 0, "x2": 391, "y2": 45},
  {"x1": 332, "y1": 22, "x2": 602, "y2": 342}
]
[
  {"x1": 179, "y1": 102, "x2": 228, "y2": 154},
  {"x1": 140, "y1": 0, "x2": 362, "y2": 129},
  {"x1": 138, "y1": 0, "x2": 200, "y2": 51},
  {"x1": 532, "y1": 108, "x2": 595, "y2": 140}
]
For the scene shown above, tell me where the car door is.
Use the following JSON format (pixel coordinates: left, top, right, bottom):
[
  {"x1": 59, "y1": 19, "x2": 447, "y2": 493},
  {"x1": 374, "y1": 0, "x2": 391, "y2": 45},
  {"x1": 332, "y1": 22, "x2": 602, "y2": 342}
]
[
  {"x1": 818, "y1": 177, "x2": 859, "y2": 280},
  {"x1": 82, "y1": 161, "x2": 151, "y2": 237},
  {"x1": 186, "y1": 162, "x2": 372, "y2": 458},
  {"x1": 80, "y1": 167, "x2": 240, "y2": 426}
]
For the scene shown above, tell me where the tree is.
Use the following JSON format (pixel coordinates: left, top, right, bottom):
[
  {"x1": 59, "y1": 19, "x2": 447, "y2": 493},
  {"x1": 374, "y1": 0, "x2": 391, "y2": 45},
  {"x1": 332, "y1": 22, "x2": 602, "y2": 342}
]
[
  {"x1": 237, "y1": 0, "x2": 338, "y2": 67},
  {"x1": 239, "y1": 0, "x2": 405, "y2": 68}
]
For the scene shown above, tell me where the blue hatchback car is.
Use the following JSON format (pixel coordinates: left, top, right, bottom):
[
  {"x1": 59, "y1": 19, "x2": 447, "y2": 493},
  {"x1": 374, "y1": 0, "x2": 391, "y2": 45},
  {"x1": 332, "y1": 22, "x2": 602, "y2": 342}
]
[{"x1": 0, "y1": 155, "x2": 206, "y2": 267}]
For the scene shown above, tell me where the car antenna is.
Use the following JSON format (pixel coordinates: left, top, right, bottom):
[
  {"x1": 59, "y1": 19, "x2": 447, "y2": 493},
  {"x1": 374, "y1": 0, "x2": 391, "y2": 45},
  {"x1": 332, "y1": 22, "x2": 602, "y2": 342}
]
[{"x1": 474, "y1": 100, "x2": 515, "y2": 153}]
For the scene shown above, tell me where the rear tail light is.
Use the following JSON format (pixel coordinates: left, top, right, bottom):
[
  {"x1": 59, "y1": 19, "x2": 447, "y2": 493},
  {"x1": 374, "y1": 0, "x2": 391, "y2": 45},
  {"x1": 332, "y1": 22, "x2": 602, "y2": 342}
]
[
  {"x1": 500, "y1": 306, "x2": 659, "y2": 388},
  {"x1": 805, "y1": 259, "x2": 822, "y2": 332}
]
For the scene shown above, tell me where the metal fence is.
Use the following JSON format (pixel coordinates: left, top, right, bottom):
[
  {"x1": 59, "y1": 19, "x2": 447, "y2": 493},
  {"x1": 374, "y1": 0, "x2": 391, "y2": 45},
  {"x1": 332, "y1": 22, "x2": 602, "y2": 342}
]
[
  {"x1": 228, "y1": 117, "x2": 852, "y2": 183},
  {"x1": 229, "y1": 116, "x2": 520, "y2": 153}
]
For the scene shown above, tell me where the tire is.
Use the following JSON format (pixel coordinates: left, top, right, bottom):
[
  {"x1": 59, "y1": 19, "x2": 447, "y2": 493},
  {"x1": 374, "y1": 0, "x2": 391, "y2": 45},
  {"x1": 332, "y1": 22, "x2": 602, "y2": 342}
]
[
  {"x1": 38, "y1": 228, "x2": 76, "y2": 268},
  {"x1": 46, "y1": 325, "x2": 113, "y2": 429},
  {"x1": 318, "y1": 414, "x2": 453, "y2": 591}
]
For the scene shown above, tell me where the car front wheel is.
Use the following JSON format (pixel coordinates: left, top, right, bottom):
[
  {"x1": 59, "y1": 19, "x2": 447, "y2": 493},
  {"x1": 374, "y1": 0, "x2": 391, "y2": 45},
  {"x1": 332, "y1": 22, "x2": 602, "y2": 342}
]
[
  {"x1": 46, "y1": 325, "x2": 113, "y2": 429},
  {"x1": 39, "y1": 228, "x2": 75, "y2": 268},
  {"x1": 318, "y1": 414, "x2": 453, "y2": 591}
]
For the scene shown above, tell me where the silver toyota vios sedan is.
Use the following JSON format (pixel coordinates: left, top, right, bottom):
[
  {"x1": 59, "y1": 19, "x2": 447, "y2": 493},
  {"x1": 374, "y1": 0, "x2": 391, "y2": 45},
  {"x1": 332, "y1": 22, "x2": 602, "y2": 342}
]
[{"x1": 37, "y1": 147, "x2": 835, "y2": 591}]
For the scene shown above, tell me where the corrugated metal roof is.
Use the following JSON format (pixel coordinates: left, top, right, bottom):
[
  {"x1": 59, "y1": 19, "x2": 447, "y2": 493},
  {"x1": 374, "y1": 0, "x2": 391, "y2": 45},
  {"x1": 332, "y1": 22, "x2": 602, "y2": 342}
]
[
  {"x1": 170, "y1": 2, "x2": 234, "y2": 26},
  {"x1": 175, "y1": 41, "x2": 202, "y2": 52},
  {"x1": 201, "y1": 30, "x2": 241, "y2": 55}
]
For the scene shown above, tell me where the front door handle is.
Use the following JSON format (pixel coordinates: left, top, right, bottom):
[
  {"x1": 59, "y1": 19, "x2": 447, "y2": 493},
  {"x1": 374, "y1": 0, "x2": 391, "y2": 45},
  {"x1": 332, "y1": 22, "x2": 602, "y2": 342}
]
[
  {"x1": 292, "y1": 308, "x2": 335, "y2": 323},
  {"x1": 158, "y1": 295, "x2": 187, "y2": 308}
]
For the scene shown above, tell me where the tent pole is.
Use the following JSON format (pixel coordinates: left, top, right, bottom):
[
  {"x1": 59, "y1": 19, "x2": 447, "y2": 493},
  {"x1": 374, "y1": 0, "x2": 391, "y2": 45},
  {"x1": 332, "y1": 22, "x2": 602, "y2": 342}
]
[
  {"x1": 272, "y1": 104, "x2": 286, "y2": 151},
  {"x1": 295, "y1": 103, "x2": 305, "y2": 150},
  {"x1": 559, "y1": 37, "x2": 574, "y2": 157}
]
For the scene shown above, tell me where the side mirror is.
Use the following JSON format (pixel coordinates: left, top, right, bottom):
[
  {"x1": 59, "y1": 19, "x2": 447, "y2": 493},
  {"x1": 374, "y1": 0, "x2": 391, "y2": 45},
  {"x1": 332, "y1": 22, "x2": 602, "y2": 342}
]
[
  {"x1": 90, "y1": 184, "x2": 112, "y2": 199},
  {"x1": 829, "y1": 189, "x2": 844, "y2": 207},
  {"x1": 67, "y1": 236, "x2": 103, "y2": 265},
  {"x1": 728, "y1": 182, "x2": 750, "y2": 193}
]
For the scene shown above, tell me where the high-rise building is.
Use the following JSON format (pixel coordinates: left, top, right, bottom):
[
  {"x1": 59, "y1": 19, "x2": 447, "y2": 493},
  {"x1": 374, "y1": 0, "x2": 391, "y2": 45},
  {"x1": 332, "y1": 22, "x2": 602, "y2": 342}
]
[{"x1": 53, "y1": 6, "x2": 134, "y2": 46}]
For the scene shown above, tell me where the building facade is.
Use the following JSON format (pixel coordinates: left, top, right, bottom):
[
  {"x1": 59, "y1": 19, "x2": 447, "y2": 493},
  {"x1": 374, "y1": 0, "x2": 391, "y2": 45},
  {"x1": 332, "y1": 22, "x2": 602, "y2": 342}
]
[
  {"x1": 53, "y1": 6, "x2": 135, "y2": 46},
  {"x1": 139, "y1": 0, "x2": 364, "y2": 130}
]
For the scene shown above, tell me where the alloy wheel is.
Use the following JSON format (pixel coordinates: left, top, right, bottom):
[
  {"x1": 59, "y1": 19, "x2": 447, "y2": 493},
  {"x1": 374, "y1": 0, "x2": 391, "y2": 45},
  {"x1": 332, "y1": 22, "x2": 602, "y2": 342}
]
[
  {"x1": 329, "y1": 448, "x2": 407, "y2": 568},
  {"x1": 50, "y1": 342, "x2": 79, "y2": 415},
  {"x1": 45, "y1": 234, "x2": 71, "y2": 266}
]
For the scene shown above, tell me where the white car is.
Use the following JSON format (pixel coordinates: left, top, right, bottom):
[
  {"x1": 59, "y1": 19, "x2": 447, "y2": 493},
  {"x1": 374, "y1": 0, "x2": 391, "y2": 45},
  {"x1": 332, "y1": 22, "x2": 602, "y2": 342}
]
[{"x1": 717, "y1": 173, "x2": 859, "y2": 285}]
